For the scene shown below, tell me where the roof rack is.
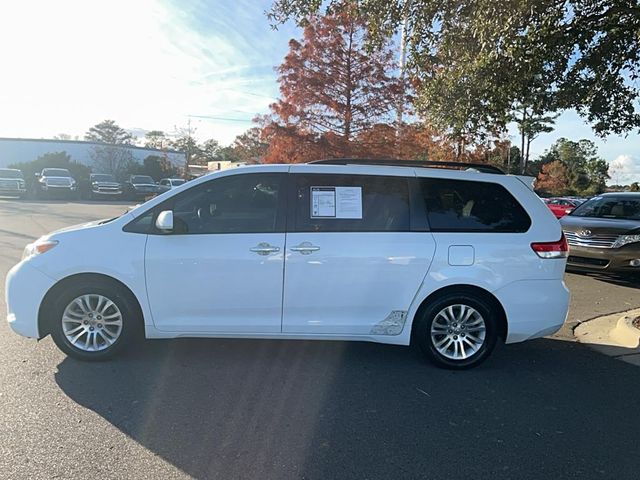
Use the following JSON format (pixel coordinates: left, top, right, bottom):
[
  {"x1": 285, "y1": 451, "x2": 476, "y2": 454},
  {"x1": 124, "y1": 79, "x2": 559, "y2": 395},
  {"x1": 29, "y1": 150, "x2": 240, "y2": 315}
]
[{"x1": 308, "y1": 158, "x2": 505, "y2": 174}]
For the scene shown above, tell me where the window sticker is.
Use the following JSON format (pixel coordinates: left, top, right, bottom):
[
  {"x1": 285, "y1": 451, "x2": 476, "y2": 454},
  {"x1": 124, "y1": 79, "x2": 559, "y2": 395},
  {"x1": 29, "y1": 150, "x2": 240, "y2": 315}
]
[
  {"x1": 335, "y1": 186, "x2": 363, "y2": 219},
  {"x1": 311, "y1": 186, "x2": 363, "y2": 219},
  {"x1": 311, "y1": 187, "x2": 336, "y2": 217}
]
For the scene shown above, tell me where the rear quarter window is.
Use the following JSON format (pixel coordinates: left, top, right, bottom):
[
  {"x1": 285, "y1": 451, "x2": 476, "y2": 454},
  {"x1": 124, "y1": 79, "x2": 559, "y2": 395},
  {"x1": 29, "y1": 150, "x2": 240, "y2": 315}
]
[{"x1": 420, "y1": 178, "x2": 531, "y2": 233}]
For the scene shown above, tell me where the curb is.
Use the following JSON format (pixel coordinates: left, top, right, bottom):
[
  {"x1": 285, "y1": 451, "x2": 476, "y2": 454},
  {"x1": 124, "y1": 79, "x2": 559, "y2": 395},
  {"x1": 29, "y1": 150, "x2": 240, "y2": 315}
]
[
  {"x1": 610, "y1": 315, "x2": 640, "y2": 349},
  {"x1": 574, "y1": 308, "x2": 640, "y2": 366}
]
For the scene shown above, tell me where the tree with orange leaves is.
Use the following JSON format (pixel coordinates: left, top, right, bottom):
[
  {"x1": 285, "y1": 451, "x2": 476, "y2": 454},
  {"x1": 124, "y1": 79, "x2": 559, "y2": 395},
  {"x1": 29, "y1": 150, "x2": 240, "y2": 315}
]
[
  {"x1": 261, "y1": 12, "x2": 404, "y2": 163},
  {"x1": 535, "y1": 160, "x2": 570, "y2": 196}
]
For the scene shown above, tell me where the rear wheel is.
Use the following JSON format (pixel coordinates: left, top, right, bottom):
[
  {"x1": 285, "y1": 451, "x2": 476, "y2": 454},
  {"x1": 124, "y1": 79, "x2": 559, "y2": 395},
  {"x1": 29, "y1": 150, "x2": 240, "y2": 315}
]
[
  {"x1": 49, "y1": 280, "x2": 141, "y2": 360},
  {"x1": 414, "y1": 292, "x2": 499, "y2": 369}
]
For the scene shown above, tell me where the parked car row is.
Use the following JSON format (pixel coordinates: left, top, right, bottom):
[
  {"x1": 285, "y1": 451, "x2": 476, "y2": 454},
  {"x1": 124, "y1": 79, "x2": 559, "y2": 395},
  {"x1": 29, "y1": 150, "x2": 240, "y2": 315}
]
[
  {"x1": 543, "y1": 197, "x2": 586, "y2": 218},
  {"x1": 0, "y1": 167, "x2": 186, "y2": 201}
]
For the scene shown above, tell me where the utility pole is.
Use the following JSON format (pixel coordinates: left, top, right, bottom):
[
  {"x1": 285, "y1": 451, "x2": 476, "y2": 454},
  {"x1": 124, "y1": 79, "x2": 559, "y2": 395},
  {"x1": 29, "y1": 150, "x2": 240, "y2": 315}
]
[
  {"x1": 396, "y1": 0, "x2": 410, "y2": 132},
  {"x1": 186, "y1": 117, "x2": 192, "y2": 167}
]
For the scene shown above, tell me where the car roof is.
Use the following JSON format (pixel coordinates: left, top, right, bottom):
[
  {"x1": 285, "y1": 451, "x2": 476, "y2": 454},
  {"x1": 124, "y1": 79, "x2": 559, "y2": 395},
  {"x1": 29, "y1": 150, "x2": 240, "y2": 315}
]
[
  {"x1": 599, "y1": 191, "x2": 640, "y2": 197},
  {"x1": 225, "y1": 162, "x2": 511, "y2": 179}
]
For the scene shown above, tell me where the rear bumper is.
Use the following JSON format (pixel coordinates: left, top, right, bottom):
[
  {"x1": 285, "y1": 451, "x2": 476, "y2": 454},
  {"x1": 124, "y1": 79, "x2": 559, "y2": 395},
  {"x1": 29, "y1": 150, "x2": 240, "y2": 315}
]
[
  {"x1": 493, "y1": 279, "x2": 570, "y2": 344},
  {"x1": 5, "y1": 262, "x2": 56, "y2": 339},
  {"x1": 566, "y1": 244, "x2": 640, "y2": 273}
]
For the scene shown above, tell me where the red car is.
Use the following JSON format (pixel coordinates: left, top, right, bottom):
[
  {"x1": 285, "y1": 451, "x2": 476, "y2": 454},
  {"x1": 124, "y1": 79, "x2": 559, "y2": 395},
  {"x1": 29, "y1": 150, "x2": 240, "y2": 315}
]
[{"x1": 544, "y1": 197, "x2": 584, "y2": 218}]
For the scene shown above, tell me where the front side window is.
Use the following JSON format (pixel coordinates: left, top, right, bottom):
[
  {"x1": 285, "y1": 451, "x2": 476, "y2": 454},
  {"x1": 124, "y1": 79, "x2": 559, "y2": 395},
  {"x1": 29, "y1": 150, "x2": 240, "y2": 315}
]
[
  {"x1": 169, "y1": 173, "x2": 285, "y2": 234},
  {"x1": 293, "y1": 174, "x2": 410, "y2": 232},
  {"x1": 420, "y1": 178, "x2": 531, "y2": 232}
]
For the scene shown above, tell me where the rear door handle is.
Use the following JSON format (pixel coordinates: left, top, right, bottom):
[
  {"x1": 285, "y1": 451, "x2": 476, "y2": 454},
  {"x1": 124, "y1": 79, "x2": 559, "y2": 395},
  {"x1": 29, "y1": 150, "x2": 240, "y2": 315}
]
[
  {"x1": 290, "y1": 242, "x2": 320, "y2": 255},
  {"x1": 250, "y1": 243, "x2": 280, "y2": 255}
]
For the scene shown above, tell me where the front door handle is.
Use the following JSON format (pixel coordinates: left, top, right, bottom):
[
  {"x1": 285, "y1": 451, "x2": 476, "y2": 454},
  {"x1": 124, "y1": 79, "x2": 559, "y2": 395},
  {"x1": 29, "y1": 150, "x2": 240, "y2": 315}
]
[
  {"x1": 290, "y1": 242, "x2": 320, "y2": 255},
  {"x1": 250, "y1": 243, "x2": 280, "y2": 255}
]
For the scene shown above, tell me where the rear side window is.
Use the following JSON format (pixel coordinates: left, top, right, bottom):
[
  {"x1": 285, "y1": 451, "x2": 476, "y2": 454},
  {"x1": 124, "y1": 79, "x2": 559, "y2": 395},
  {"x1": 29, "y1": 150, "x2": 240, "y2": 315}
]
[
  {"x1": 420, "y1": 178, "x2": 531, "y2": 232},
  {"x1": 293, "y1": 174, "x2": 410, "y2": 232}
]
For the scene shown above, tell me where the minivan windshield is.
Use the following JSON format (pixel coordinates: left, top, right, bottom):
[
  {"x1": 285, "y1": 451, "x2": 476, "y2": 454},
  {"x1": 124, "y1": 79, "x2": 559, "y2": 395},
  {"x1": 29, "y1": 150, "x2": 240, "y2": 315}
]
[
  {"x1": 91, "y1": 174, "x2": 116, "y2": 182},
  {"x1": 0, "y1": 169, "x2": 23, "y2": 179},
  {"x1": 570, "y1": 195, "x2": 640, "y2": 221},
  {"x1": 42, "y1": 168, "x2": 71, "y2": 177}
]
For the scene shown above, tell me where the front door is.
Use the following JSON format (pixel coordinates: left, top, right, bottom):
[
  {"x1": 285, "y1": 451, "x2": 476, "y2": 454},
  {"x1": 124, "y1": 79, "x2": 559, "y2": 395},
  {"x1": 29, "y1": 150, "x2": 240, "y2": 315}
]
[
  {"x1": 282, "y1": 171, "x2": 435, "y2": 336},
  {"x1": 145, "y1": 170, "x2": 288, "y2": 333}
]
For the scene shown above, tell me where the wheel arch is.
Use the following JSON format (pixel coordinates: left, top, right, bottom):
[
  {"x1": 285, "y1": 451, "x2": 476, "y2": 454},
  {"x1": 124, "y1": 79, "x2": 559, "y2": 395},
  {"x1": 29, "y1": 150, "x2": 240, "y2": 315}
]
[
  {"x1": 409, "y1": 284, "x2": 508, "y2": 343},
  {"x1": 38, "y1": 272, "x2": 145, "y2": 338}
]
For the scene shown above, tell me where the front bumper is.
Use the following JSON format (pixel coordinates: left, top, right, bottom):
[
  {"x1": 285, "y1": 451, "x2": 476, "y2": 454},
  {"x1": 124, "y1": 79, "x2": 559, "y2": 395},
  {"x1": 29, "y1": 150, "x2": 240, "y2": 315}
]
[
  {"x1": 5, "y1": 261, "x2": 56, "y2": 339},
  {"x1": 0, "y1": 187, "x2": 26, "y2": 196},
  {"x1": 41, "y1": 185, "x2": 76, "y2": 191},
  {"x1": 92, "y1": 188, "x2": 122, "y2": 195},
  {"x1": 566, "y1": 244, "x2": 640, "y2": 273}
]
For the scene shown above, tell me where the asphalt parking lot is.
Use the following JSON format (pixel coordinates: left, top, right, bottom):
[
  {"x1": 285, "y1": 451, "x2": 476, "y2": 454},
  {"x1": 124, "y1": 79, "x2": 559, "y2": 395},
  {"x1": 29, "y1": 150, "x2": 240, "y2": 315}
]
[{"x1": 1, "y1": 199, "x2": 639, "y2": 480}]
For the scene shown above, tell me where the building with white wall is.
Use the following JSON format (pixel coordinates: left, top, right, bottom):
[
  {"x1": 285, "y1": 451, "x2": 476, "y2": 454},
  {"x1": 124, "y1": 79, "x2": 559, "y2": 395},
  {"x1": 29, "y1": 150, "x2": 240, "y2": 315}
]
[
  {"x1": 207, "y1": 160, "x2": 246, "y2": 171},
  {"x1": 0, "y1": 137, "x2": 186, "y2": 170}
]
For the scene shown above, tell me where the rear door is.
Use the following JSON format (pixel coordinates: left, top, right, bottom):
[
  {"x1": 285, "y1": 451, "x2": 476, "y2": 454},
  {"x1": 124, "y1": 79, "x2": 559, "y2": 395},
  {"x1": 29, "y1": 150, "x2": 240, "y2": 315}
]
[{"x1": 282, "y1": 168, "x2": 436, "y2": 336}]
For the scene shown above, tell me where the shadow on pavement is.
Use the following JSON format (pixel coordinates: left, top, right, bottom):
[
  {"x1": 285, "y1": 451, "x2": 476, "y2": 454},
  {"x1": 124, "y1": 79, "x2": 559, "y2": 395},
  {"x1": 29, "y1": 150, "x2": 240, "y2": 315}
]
[
  {"x1": 568, "y1": 269, "x2": 640, "y2": 289},
  {"x1": 55, "y1": 338, "x2": 639, "y2": 480}
]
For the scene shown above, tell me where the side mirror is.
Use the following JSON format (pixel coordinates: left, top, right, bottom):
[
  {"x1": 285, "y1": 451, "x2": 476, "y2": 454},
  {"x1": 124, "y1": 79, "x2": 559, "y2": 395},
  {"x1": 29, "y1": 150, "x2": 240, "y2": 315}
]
[
  {"x1": 155, "y1": 210, "x2": 174, "y2": 232},
  {"x1": 35, "y1": 173, "x2": 40, "y2": 177}
]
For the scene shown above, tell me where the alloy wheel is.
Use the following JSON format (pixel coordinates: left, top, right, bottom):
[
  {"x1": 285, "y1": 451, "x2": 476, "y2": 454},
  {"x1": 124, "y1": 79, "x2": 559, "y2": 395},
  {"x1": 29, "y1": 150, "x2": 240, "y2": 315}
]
[
  {"x1": 430, "y1": 304, "x2": 486, "y2": 360},
  {"x1": 61, "y1": 294, "x2": 123, "y2": 352}
]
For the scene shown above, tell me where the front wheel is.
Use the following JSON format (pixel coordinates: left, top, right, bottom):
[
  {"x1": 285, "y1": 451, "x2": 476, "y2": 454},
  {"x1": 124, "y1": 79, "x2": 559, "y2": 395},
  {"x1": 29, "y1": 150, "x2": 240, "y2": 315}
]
[
  {"x1": 49, "y1": 280, "x2": 141, "y2": 360},
  {"x1": 414, "y1": 293, "x2": 499, "y2": 369}
]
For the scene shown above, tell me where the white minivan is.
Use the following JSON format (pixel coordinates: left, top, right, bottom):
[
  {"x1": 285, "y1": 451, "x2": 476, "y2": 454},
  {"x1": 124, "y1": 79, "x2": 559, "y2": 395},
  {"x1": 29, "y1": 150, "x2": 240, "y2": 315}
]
[{"x1": 5, "y1": 160, "x2": 570, "y2": 369}]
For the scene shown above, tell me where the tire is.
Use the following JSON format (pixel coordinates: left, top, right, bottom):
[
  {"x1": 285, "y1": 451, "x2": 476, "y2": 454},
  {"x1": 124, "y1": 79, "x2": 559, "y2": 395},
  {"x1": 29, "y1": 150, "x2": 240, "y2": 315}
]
[
  {"x1": 414, "y1": 292, "x2": 499, "y2": 370},
  {"x1": 49, "y1": 279, "x2": 142, "y2": 361}
]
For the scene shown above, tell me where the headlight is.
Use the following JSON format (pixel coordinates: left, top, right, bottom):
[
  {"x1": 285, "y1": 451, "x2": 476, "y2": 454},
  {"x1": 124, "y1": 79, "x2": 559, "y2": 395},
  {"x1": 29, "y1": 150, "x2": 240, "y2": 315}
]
[
  {"x1": 613, "y1": 235, "x2": 640, "y2": 248},
  {"x1": 22, "y1": 239, "x2": 59, "y2": 260}
]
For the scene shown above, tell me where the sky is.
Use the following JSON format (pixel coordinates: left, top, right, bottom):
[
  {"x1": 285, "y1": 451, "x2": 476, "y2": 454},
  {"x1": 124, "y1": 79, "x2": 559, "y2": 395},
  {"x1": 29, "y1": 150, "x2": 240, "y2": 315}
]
[{"x1": 0, "y1": 0, "x2": 639, "y2": 183}]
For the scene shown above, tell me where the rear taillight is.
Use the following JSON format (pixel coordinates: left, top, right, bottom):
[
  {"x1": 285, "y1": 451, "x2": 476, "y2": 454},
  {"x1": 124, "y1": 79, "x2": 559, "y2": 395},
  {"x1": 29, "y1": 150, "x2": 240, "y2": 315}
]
[{"x1": 531, "y1": 234, "x2": 569, "y2": 259}]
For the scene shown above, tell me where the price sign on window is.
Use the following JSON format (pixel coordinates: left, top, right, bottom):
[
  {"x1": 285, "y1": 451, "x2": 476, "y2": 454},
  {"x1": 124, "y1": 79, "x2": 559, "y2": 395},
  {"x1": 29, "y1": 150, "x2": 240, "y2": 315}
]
[{"x1": 311, "y1": 186, "x2": 362, "y2": 219}]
